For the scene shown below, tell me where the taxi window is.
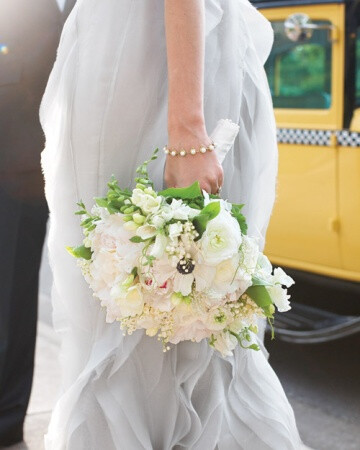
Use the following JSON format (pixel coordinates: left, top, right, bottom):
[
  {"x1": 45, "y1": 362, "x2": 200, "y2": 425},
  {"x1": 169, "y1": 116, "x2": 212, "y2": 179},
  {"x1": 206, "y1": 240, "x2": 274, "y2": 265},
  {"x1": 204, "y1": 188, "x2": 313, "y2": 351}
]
[
  {"x1": 356, "y1": 28, "x2": 360, "y2": 106},
  {"x1": 265, "y1": 21, "x2": 332, "y2": 109}
]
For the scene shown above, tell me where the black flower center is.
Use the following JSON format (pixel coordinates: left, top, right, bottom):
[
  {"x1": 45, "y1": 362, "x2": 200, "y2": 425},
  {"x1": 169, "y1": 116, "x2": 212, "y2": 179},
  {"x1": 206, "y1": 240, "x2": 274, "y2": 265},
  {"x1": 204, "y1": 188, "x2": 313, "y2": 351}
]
[{"x1": 176, "y1": 258, "x2": 195, "y2": 275}]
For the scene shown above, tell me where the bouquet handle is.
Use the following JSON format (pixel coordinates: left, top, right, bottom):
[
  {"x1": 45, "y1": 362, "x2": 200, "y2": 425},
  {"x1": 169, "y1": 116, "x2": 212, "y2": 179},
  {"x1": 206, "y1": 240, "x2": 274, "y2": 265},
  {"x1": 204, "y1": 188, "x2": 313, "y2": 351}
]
[{"x1": 210, "y1": 119, "x2": 240, "y2": 165}]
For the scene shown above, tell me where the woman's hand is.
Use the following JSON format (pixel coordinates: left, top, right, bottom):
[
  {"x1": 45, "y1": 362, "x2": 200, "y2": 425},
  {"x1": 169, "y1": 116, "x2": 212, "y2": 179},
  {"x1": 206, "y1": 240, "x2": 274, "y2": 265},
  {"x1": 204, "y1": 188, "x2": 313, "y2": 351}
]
[{"x1": 164, "y1": 121, "x2": 224, "y2": 194}]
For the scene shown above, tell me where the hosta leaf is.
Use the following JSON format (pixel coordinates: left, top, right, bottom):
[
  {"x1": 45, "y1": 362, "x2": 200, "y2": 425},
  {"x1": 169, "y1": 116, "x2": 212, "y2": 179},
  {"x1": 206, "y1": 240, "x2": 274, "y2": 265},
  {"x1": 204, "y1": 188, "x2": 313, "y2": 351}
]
[
  {"x1": 245, "y1": 285, "x2": 272, "y2": 309},
  {"x1": 192, "y1": 201, "x2": 220, "y2": 239},
  {"x1": 159, "y1": 181, "x2": 202, "y2": 200}
]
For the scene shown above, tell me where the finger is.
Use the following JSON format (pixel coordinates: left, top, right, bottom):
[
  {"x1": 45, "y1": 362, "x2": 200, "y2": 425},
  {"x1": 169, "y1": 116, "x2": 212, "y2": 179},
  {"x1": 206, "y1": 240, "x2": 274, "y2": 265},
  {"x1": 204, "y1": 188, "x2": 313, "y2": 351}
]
[
  {"x1": 218, "y1": 170, "x2": 224, "y2": 190},
  {"x1": 209, "y1": 178, "x2": 219, "y2": 195},
  {"x1": 200, "y1": 181, "x2": 212, "y2": 194}
]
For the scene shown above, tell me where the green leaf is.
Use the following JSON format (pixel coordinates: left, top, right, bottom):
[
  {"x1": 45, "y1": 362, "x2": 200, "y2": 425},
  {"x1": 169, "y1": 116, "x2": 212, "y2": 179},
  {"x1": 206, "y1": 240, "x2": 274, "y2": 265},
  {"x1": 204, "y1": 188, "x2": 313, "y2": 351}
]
[
  {"x1": 159, "y1": 181, "x2": 202, "y2": 200},
  {"x1": 231, "y1": 203, "x2": 248, "y2": 235},
  {"x1": 228, "y1": 330, "x2": 260, "y2": 351},
  {"x1": 245, "y1": 285, "x2": 273, "y2": 308},
  {"x1": 66, "y1": 245, "x2": 92, "y2": 260},
  {"x1": 129, "y1": 236, "x2": 146, "y2": 243},
  {"x1": 192, "y1": 201, "x2": 221, "y2": 239},
  {"x1": 95, "y1": 197, "x2": 108, "y2": 208}
]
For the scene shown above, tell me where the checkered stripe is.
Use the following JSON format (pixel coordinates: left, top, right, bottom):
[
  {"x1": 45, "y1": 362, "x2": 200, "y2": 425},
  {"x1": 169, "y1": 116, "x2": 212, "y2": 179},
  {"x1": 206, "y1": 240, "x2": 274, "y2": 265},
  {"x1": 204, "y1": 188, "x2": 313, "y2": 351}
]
[
  {"x1": 336, "y1": 130, "x2": 360, "y2": 147},
  {"x1": 277, "y1": 128, "x2": 360, "y2": 147}
]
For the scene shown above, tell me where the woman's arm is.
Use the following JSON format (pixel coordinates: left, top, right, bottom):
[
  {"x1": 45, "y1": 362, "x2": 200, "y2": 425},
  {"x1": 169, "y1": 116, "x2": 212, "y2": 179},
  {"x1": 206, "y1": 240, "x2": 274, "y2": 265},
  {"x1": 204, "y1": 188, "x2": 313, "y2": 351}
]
[{"x1": 164, "y1": 0, "x2": 223, "y2": 194}]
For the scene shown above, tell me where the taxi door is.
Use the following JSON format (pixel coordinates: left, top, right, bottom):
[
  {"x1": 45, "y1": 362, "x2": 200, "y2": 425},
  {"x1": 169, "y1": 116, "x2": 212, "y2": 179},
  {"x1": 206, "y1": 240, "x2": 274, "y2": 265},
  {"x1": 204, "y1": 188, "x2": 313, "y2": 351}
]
[{"x1": 262, "y1": 4, "x2": 345, "y2": 277}]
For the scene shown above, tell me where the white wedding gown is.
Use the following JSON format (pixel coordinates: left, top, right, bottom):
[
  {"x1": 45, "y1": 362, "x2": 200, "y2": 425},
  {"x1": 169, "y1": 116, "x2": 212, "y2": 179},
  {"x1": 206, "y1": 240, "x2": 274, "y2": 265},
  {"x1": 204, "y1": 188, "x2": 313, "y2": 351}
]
[{"x1": 40, "y1": 0, "x2": 304, "y2": 448}]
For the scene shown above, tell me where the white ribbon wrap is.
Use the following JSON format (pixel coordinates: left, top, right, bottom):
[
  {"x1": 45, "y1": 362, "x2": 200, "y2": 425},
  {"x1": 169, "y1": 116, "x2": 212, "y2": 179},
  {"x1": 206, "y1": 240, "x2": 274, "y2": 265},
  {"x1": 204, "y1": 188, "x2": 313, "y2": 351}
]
[{"x1": 210, "y1": 118, "x2": 240, "y2": 164}]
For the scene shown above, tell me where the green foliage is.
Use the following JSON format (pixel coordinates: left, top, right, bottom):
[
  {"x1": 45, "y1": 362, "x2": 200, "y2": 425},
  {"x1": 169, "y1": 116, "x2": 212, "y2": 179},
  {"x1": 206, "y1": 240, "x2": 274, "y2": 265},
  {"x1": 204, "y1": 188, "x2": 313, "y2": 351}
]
[
  {"x1": 231, "y1": 203, "x2": 247, "y2": 235},
  {"x1": 135, "y1": 149, "x2": 159, "y2": 188},
  {"x1": 192, "y1": 201, "x2": 221, "y2": 239},
  {"x1": 159, "y1": 181, "x2": 202, "y2": 200},
  {"x1": 229, "y1": 330, "x2": 260, "y2": 351},
  {"x1": 246, "y1": 285, "x2": 276, "y2": 324},
  {"x1": 129, "y1": 236, "x2": 146, "y2": 243},
  {"x1": 245, "y1": 285, "x2": 273, "y2": 311},
  {"x1": 66, "y1": 245, "x2": 92, "y2": 260}
]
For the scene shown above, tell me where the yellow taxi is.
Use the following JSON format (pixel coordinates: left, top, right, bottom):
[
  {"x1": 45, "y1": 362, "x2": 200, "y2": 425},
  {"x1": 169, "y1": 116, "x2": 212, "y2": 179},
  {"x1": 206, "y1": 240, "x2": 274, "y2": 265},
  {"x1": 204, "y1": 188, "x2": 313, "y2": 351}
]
[{"x1": 254, "y1": 0, "x2": 360, "y2": 341}]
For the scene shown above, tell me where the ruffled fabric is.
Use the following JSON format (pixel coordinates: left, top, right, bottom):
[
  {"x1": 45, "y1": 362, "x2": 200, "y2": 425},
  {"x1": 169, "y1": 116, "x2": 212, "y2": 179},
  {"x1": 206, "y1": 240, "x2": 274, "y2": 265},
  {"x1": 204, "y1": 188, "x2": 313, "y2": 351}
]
[{"x1": 40, "y1": 0, "x2": 302, "y2": 448}]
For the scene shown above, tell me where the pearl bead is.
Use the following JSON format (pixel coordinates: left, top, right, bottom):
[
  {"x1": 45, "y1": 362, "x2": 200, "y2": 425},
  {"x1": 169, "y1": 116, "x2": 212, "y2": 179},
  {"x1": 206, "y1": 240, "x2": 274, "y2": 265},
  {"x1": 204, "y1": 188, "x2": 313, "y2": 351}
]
[
  {"x1": 171, "y1": 151, "x2": 176, "y2": 156},
  {"x1": 180, "y1": 150, "x2": 186, "y2": 157},
  {"x1": 208, "y1": 144, "x2": 215, "y2": 151},
  {"x1": 163, "y1": 146, "x2": 167, "y2": 152},
  {"x1": 164, "y1": 149, "x2": 169, "y2": 154},
  {"x1": 190, "y1": 148, "x2": 196, "y2": 155},
  {"x1": 200, "y1": 146, "x2": 207, "y2": 153}
]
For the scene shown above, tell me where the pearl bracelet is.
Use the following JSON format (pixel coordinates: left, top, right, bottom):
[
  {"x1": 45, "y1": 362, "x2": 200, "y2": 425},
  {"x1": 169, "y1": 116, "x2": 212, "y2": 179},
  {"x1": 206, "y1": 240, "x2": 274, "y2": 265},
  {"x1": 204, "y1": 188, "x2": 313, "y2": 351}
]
[{"x1": 163, "y1": 141, "x2": 217, "y2": 157}]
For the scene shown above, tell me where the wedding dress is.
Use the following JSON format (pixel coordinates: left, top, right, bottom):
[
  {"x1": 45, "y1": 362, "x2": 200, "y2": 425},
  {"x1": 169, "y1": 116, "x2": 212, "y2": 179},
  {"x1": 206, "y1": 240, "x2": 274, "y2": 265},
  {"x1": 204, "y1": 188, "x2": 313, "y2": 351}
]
[{"x1": 40, "y1": 0, "x2": 304, "y2": 448}]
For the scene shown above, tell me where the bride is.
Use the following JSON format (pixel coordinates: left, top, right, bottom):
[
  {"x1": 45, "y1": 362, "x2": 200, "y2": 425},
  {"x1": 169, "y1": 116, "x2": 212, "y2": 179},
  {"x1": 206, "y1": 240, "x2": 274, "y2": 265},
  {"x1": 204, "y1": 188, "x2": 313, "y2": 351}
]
[{"x1": 40, "y1": 0, "x2": 304, "y2": 448}]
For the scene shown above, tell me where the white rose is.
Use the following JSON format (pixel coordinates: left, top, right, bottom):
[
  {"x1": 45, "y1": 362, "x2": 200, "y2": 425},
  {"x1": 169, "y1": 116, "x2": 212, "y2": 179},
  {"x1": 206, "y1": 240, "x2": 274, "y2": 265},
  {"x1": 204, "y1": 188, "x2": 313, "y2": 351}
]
[
  {"x1": 199, "y1": 209, "x2": 242, "y2": 265},
  {"x1": 112, "y1": 283, "x2": 144, "y2": 317},
  {"x1": 212, "y1": 331, "x2": 237, "y2": 357},
  {"x1": 267, "y1": 285, "x2": 291, "y2": 312}
]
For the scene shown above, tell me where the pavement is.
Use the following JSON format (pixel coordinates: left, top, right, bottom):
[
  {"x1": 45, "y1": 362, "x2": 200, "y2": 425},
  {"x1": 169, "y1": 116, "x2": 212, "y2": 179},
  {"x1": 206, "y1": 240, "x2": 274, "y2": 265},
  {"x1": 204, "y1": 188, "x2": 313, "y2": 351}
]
[{"x1": 3, "y1": 240, "x2": 360, "y2": 450}]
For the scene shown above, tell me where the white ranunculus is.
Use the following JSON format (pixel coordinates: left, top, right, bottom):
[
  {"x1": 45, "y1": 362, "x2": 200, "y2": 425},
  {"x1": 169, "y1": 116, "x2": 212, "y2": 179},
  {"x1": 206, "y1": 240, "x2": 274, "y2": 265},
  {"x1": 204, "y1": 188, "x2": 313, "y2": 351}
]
[
  {"x1": 267, "y1": 285, "x2": 291, "y2": 312},
  {"x1": 199, "y1": 209, "x2": 242, "y2": 266},
  {"x1": 112, "y1": 283, "x2": 144, "y2": 317},
  {"x1": 212, "y1": 331, "x2": 237, "y2": 357},
  {"x1": 205, "y1": 307, "x2": 232, "y2": 331}
]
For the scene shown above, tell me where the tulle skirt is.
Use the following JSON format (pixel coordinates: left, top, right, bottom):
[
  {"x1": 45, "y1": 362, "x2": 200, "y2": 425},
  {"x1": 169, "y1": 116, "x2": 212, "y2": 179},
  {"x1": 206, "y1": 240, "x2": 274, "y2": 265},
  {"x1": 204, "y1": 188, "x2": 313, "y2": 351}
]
[{"x1": 40, "y1": 0, "x2": 302, "y2": 448}]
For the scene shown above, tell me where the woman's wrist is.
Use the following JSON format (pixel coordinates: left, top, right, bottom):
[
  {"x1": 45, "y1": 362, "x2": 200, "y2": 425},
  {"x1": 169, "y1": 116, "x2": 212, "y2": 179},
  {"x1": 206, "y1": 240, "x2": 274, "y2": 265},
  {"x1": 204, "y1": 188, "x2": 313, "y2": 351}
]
[{"x1": 168, "y1": 112, "x2": 206, "y2": 136}]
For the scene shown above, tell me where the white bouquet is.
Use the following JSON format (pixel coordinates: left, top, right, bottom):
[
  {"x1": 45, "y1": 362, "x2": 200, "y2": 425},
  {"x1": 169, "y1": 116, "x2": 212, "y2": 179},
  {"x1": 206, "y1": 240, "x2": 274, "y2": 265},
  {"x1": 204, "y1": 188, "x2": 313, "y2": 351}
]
[{"x1": 68, "y1": 120, "x2": 294, "y2": 356}]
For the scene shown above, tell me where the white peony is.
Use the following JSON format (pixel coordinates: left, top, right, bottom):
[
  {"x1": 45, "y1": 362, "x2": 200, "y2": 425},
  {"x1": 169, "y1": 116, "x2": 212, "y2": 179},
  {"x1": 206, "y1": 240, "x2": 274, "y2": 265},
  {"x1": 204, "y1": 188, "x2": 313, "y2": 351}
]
[
  {"x1": 199, "y1": 209, "x2": 242, "y2": 266},
  {"x1": 111, "y1": 283, "x2": 144, "y2": 317}
]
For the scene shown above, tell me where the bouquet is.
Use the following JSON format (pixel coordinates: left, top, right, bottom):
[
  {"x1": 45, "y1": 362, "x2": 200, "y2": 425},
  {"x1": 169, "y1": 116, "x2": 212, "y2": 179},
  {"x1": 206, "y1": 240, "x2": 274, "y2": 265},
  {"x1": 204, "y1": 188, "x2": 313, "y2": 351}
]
[{"x1": 68, "y1": 120, "x2": 294, "y2": 356}]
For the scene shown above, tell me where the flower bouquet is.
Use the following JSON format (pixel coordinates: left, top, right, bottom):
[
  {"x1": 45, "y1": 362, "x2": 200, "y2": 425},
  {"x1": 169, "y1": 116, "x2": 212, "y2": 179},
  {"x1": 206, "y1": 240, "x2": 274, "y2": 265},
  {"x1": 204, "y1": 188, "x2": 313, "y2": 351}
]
[{"x1": 68, "y1": 119, "x2": 294, "y2": 356}]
